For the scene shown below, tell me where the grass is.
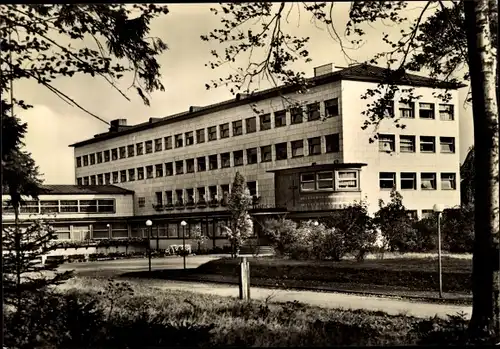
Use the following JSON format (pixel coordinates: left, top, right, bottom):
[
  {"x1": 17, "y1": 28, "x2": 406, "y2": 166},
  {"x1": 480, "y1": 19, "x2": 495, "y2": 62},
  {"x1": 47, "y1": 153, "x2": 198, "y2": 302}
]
[
  {"x1": 121, "y1": 256, "x2": 472, "y2": 304},
  {"x1": 6, "y1": 277, "x2": 470, "y2": 347}
]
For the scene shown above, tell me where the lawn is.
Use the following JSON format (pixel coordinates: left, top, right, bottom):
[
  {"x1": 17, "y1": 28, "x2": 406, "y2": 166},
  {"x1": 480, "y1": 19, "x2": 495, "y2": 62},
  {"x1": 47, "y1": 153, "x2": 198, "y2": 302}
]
[
  {"x1": 122, "y1": 256, "x2": 472, "y2": 302},
  {"x1": 3, "y1": 277, "x2": 474, "y2": 347}
]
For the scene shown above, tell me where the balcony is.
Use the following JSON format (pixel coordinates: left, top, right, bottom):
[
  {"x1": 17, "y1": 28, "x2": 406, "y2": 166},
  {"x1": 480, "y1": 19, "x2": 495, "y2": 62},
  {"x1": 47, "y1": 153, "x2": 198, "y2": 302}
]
[
  {"x1": 220, "y1": 198, "x2": 229, "y2": 207},
  {"x1": 197, "y1": 199, "x2": 207, "y2": 208},
  {"x1": 165, "y1": 203, "x2": 174, "y2": 211},
  {"x1": 175, "y1": 200, "x2": 185, "y2": 209},
  {"x1": 209, "y1": 199, "x2": 219, "y2": 208},
  {"x1": 186, "y1": 200, "x2": 196, "y2": 209},
  {"x1": 152, "y1": 204, "x2": 164, "y2": 212},
  {"x1": 251, "y1": 196, "x2": 261, "y2": 209}
]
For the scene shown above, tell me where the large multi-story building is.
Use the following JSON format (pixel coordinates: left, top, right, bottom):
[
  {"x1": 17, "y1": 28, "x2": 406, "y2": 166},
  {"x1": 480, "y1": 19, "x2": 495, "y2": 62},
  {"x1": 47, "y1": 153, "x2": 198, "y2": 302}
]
[{"x1": 49, "y1": 63, "x2": 461, "y2": 247}]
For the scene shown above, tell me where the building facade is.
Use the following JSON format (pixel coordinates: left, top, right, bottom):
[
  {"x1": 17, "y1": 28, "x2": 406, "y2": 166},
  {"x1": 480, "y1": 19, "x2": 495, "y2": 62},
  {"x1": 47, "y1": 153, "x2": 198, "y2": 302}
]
[{"x1": 65, "y1": 64, "x2": 463, "y2": 244}]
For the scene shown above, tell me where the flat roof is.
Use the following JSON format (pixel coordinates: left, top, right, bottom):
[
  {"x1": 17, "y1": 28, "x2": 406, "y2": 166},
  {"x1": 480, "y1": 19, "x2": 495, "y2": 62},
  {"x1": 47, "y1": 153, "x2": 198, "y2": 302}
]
[
  {"x1": 2, "y1": 185, "x2": 134, "y2": 196},
  {"x1": 70, "y1": 64, "x2": 466, "y2": 148}
]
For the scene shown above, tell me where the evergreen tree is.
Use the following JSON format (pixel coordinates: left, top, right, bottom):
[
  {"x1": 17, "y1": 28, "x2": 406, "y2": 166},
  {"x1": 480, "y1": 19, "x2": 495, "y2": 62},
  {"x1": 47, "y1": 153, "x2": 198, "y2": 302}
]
[{"x1": 226, "y1": 172, "x2": 253, "y2": 257}]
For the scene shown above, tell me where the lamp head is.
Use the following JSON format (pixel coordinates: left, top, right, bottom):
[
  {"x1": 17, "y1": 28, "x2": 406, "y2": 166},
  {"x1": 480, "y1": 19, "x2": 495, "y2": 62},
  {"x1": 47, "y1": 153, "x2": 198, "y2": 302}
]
[
  {"x1": 181, "y1": 220, "x2": 187, "y2": 226},
  {"x1": 433, "y1": 204, "x2": 445, "y2": 213},
  {"x1": 146, "y1": 220, "x2": 153, "y2": 226}
]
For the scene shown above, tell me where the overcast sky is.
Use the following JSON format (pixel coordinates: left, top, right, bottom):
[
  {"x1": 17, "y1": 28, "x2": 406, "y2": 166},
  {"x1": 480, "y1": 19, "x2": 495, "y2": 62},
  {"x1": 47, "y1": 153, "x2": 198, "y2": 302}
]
[{"x1": 16, "y1": 3, "x2": 473, "y2": 184}]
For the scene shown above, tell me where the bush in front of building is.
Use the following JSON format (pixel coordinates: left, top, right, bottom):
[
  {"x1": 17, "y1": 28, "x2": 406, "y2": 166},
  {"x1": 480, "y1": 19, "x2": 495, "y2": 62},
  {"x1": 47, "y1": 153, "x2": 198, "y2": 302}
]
[{"x1": 263, "y1": 218, "x2": 303, "y2": 257}]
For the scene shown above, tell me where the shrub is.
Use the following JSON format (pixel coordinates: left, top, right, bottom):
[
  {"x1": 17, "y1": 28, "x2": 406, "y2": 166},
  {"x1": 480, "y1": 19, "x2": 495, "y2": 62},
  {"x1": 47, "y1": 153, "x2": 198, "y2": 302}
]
[{"x1": 263, "y1": 218, "x2": 302, "y2": 257}]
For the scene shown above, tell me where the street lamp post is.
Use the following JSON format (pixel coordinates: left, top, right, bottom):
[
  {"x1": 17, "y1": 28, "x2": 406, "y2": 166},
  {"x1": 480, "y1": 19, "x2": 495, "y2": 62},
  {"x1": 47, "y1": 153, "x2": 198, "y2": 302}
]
[
  {"x1": 145, "y1": 220, "x2": 152, "y2": 273},
  {"x1": 433, "y1": 204, "x2": 444, "y2": 298},
  {"x1": 181, "y1": 220, "x2": 187, "y2": 269}
]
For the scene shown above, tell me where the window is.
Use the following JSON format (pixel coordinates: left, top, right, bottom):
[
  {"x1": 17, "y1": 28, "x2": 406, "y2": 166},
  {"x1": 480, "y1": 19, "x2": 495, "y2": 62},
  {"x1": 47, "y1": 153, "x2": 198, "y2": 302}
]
[
  {"x1": 325, "y1": 134, "x2": 340, "y2": 153},
  {"x1": 275, "y1": 110, "x2": 286, "y2": 127},
  {"x1": 336, "y1": 171, "x2": 359, "y2": 190},
  {"x1": 400, "y1": 135, "x2": 416, "y2": 153},
  {"x1": 379, "y1": 172, "x2": 396, "y2": 190},
  {"x1": 440, "y1": 137, "x2": 455, "y2": 153},
  {"x1": 128, "y1": 168, "x2": 135, "y2": 181},
  {"x1": 300, "y1": 173, "x2": 315, "y2": 191},
  {"x1": 89, "y1": 153, "x2": 96, "y2": 165},
  {"x1": 384, "y1": 101, "x2": 395, "y2": 117},
  {"x1": 220, "y1": 123, "x2": 230, "y2": 138},
  {"x1": 221, "y1": 153, "x2": 231, "y2": 168},
  {"x1": 155, "y1": 192, "x2": 163, "y2": 205},
  {"x1": 96, "y1": 174, "x2": 103, "y2": 185},
  {"x1": 209, "y1": 155, "x2": 218, "y2": 170},
  {"x1": 441, "y1": 173, "x2": 456, "y2": 190},
  {"x1": 247, "y1": 148, "x2": 258, "y2": 164},
  {"x1": 92, "y1": 223, "x2": 108, "y2": 239},
  {"x1": 41, "y1": 200, "x2": 59, "y2": 214},
  {"x1": 76, "y1": 157, "x2": 83, "y2": 169},
  {"x1": 419, "y1": 102, "x2": 435, "y2": 119},
  {"x1": 80, "y1": 200, "x2": 97, "y2": 213},
  {"x1": 119, "y1": 147, "x2": 126, "y2": 159},
  {"x1": 186, "y1": 159, "x2": 195, "y2": 173},
  {"x1": 439, "y1": 104, "x2": 454, "y2": 121},
  {"x1": 291, "y1": 140, "x2": 304, "y2": 157},
  {"x1": 175, "y1": 134, "x2": 183, "y2": 148},
  {"x1": 197, "y1": 187, "x2": 206, "y2": 202},
  {"x1": 111, "y1": 149, "x2": 118, "y2": 161},
  {"x1": 136, "y1": 142, "x2": 144, "y2": 155},
  {"x1": 155, "y1": 138, "x2": 163, "y2": 152},
  {"x1": 400, "y1": 172, "x2": 417, "y2": 190},
  {"x1": 83, "y1": 177, "x2": 89, "y2": 185},
  {"x1": 261, "y1": 145, "x2": 272, "y2": 162},
  {"x1": 421, "y1": 173, "x2": 437, "y2": 190},
  {"x1": 221, "y1": 184, "x2": 230, "y2": 202},
  {"x1": 127, "y1": 145, "x2": 135, "y2": 157},
  {"x1": 185, "y1": 188, "x2": 194, "y2": 204},
  {"x1": 19, "y1": 200, "x2": 39, "y2": 214},
  {"x1": 137, "y1": 167, "x2": 144, "y2": 180},
  {"x1": 175, "y1": 160, "x2": 184, "y2": 175},
  {"x1": 325, "y1": 98, "x2": 339, "y2": 117},
  {"x1": 422, "y1": 210, "x2": 434, "y2": 219},
  {"x1": 112, "y1": 171, "x2": 119, "y2": 183},
  {"x1": 146, "y1": 165, "x2": 153, "y2": 179},
  {"x1": 104, "y1": 150, "x2": 110, "y2": 162},
  {"x1": 138, "y1": 197, "x2": 145, "y2": 208},
  {"x1": 155, "y1": 164, "x2": 163, "y2": 177},
  {"x1": 232, "y1": 120, "x2": 243, "y2": 136},
  {"x1": 185, "y1": 132, "x2": 194, "y2": 146},
  {"x1": 164, "y1": 136, "x2": 172, "y2": 150},
  {"x1": 96, "y1": 152, "x2": 103, "y2": 163},
  {"x1": 98, "y1": 199, "x2": 115, "y2": 213},
  {"x1": 208, "y1": 126, "x2": 217, "y2": 141},
  {"x1": 145, "y1": 140, "x2": 153, "y2": 153},
  {"x1": 196, "y1": 129, "x2": 205, "y2": 143},
  {"x1": 420, "y1": 136, "x2": 436, "y2": 153},
  {"x1": 247, "y1": 181, "x2": 257, "y2": 196},
  {"x1": 275, "y1": 142, "x2": 288, "y2": 160},
  {"x1": 60, "y1": 200, "x2": 78, "y2": 213},
  {"x1": 308, "y1": 137, "x2": 321, "y2": 155},
  {"x1": 406, "y1": 210, "x2": 418, "y2": 220},
  {"x1": 234, "y1": 150, "x2": 244, "y2": 166},
  {"x1": 83, "y1": 155, "x2": 89, "y2": 166},
  {"x1": 165, "y1": 191, "x2": 173, "y2": 205},
  {"x1": 399, "y1": 101, "x2": 415, "y2": 118},
  {"x1": 197, "y1": 157, "x2": 206, "y2": 172},
  {"x1": 307, "y1": 102, "x2": 320, "y2": 121},
  {"x1": 90, "y1": 175, "x2": 97, "y2": 185},
  {"x1": 209, "y1": 186, "x2": 218, "y2": 201},
  {"x1": 317, "y1": 171, "x2": 334, "y2": 190},
  {"x1": 260, "y1": 113, "x2": 271, "y2": 131},
  {"x1": 77, "y1": 177, "x2": 83, "y2": 185},
  {"x1": 53, "y1": 225, "x2": 71, "y2": 240},
  {"x1": 120, "y1": 170, "x2": 127, "y2": 182},
  {"x1": 175, "y1": 189, "x2": 184, "y2": 204},
  {"x1": 104, "y1": 173, "x2": 111, "y2": 184},
  {"x1": 245, "y1": 117, "x2": 256, "y2": 133},
  {"x1": 291, "y1": 107, "x2": 303, "y2": 124},
  {"x1": 165, "y1": 162, "x2": 173, "y2": 176},
  {"x1": 379, "y1": 134, "x2": 395, "y2": 152}
]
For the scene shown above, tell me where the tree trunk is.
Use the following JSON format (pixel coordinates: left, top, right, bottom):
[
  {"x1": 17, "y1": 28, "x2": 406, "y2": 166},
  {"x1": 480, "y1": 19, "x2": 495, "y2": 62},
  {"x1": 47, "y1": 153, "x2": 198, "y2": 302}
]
[
  {"x1": 465, "y1": 0, "x2": 500, "y2": 341},
  {"x1": 14, "y1": 203, "x2": 21, "y2": 309}
]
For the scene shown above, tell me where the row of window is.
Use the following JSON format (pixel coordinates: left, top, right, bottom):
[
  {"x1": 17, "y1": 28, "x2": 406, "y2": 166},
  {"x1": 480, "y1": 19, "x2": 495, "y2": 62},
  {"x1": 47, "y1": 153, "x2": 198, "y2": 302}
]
[
  {"x1": 76, "y1": 98, "x2": 341, "y2": 168},
  {"x1": 299, "y1": 170, "x2": 360, "y2": 192},
  {"x1": 393, "y1": 101, "x2": 454, "y2": 121},
  {"x1": 76, "y1": 135, "x2": 340, "y2": 185},
  {"x1": 379, "y1": 135, "x2": 455, "y2": 154},
  {"x1": 142, "y1": 181, "x2": 258, "y2": 209},
  {"x1": 379, "y1": 172, "x2": 457, "y2": 190},
  {"x1": 2, "y1": 199, "x2": 116, "y2": 214}
]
